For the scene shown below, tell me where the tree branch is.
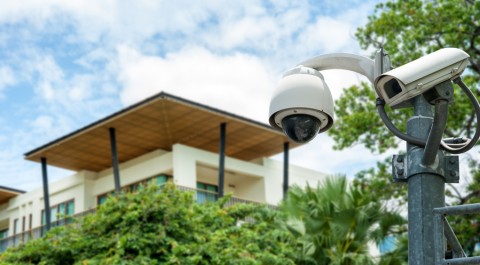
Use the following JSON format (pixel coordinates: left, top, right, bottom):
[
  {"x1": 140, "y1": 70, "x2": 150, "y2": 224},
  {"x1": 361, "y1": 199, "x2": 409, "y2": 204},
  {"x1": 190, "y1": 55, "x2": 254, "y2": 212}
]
[
  {"x1": 447, "y1": 183, "x2": 463, "y2": 201},
  {"x1": 465, "y1": 109, "x2": 476, "y2": 139},
  {"x1": 460, "y1": 189, "x2": 480, "y2": 204}
]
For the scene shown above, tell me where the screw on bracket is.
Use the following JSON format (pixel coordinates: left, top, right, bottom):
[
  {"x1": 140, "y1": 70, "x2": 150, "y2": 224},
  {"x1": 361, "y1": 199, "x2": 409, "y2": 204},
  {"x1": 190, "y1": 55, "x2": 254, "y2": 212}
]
[
  {"x1": 445, "y1": 156, "x2": 460, "y2": 183},
  {"x1": 392, "y1": 154, "x2": 407, "y2": 182}
]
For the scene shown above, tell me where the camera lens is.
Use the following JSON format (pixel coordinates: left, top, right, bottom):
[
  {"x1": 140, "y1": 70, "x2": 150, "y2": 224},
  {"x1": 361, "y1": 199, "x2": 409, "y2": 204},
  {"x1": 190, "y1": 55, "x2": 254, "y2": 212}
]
[{"x1": 281, "y1": 114, "x2": 321, "y2": 143}]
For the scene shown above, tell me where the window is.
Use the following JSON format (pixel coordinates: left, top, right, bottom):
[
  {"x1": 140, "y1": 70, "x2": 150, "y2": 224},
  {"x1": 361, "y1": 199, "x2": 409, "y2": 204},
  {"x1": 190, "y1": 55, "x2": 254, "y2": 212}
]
[
  {"x1": 97, "y1": 174, "x2": 172, "y2": 206},
  {"x1": 196, "y1": 182, "x2": 218, "y2": 203},
  {"x1": 154, "y1": 175, "x2": 169, "y2": 186},
  {"x1": 41, "y1": 200, "x2": 75, "y2": 227},
  {"x1": 0, "y1": 229, "x2": 7, "y2": 239},
  {"x1": 97, "y1": 194, "x2": 110, "y2": 205}
]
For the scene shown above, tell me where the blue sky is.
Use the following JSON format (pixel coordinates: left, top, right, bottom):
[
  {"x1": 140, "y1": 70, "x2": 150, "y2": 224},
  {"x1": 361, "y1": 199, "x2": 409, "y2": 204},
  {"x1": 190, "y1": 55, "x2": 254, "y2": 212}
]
[{"x1": 0, "y1": 0, "x2": 392, "y2": 191}]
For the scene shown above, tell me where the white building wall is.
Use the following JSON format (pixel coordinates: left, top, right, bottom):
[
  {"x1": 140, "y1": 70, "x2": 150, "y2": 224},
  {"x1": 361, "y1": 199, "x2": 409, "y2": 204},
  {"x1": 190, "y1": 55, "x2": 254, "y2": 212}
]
[
  {"x1": 172, "y1": 144, "x2": 197, "y2": 188},
  {"x1": 95, "y1": 149, "x2": 172, "y2": 196},
  {"x1": 262, "y1": 158, "x2": 327, "y2": 205},
  {"x1": 0, "y1": 144, "x2": 327, "y2": 235}
]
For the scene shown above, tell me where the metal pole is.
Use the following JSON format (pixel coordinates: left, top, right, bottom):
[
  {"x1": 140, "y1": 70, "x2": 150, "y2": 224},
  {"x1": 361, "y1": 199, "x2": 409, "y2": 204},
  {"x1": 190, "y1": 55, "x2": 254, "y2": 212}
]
[
  {"x1": 283, "y1": 142, "x2": 289, "y2": 198},
  {"x1": 407, "y1": 96, "x2": 446, "y2": 265},
  {"x1": 218, "y1": 122, "x2": 226, "y2": 198},
  {"x1": 109, "y1": 127, "x2": 121, "y2": 193},
  {"x1": 41, "y1": 157, "x2": 51, "y2": 232}
]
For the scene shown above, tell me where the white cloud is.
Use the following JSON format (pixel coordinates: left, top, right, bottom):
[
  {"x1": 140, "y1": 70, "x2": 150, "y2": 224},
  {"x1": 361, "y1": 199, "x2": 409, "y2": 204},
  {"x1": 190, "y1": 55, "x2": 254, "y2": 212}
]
[
  {"x1": 0, "y1": 0, "x2": 395, "y2": 192},
  {"x1": 297, "y1": 17, "x2": 354, "y2": 54},
  {"x1": 23, "y1": 54, "x2": 64, "y2": 101},
  {"x1": 0, "y1": 66, "x2": 16, "y2": 97},
  {"x1": 31, "y1": 115, "x2": 54, "y2": 131},
  {"x1": 322, "y1": 69, "x2": 370, "y2": 100},
  {"x1": 117, "y1": 45, "x2": 276, "y2": 122}
]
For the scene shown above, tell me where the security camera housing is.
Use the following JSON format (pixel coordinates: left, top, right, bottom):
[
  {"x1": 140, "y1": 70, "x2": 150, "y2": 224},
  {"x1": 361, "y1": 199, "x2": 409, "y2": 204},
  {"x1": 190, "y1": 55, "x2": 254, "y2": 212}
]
[
  {"x1": 375, "y1": 48, "x2": 469, "y2": 108},
  {"x1": 269, "y1": 66, "x2": 334, "y2": 142}
]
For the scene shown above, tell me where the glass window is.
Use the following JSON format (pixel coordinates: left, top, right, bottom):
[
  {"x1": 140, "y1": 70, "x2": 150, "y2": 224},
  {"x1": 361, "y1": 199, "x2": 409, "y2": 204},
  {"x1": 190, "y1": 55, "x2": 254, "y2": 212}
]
[
  {"x1": 155, "y1": 175, "x2": 169, "y2": 186},
  {"x1": 58, "y1": 203, "x2": 65, "y2": 218},
  {"x1": 97, "y1": 193, "x2": 111, "y2": 206},
  {"x1": 97, "y1": 174, "x2": 171, "y2": 205},
  {"x1": 196, "y1": 182, "x2": 218, "y2": 203},
  {"x1": 0, "y1": 229, "x2": 7, "y2": 239},
  {"x1": 41, "y1": 200, "x2": 75, "y2": 226},
  {"x1": 51, "y1": 207, "x2": 58, "y2": 223},
  {"x1": 66, "y1": 201, "x2": 74, "y2": 215}
]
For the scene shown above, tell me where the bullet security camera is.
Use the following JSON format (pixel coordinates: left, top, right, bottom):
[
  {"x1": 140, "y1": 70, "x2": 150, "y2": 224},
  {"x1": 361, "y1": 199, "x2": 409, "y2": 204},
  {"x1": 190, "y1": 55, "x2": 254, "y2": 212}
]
[
  {"x1": 375, "y1": 48, "x2": 470, "y2": 108},
  {"x1": 269, "y1": 66, "x2": 334, "y2": 143}
]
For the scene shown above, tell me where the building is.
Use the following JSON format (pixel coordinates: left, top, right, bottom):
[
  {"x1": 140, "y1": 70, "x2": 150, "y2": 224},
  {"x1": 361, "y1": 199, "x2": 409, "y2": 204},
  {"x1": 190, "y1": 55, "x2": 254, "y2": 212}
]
[{"x1": 0, "y1": 92, "x2": 327, "y2": 251}]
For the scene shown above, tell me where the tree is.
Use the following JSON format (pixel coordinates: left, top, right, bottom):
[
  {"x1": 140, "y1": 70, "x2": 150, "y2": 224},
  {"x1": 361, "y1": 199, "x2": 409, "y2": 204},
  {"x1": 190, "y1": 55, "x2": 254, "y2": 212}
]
[
  {"x1": 280, "y1": 176, "x2": 406, "y2": 265},
  {"x1": 0, "y1": 183, "x2": 299, "y2": 264},
  {"x1": 328, "y1": 0, "x2": 480, "y2": 255}
]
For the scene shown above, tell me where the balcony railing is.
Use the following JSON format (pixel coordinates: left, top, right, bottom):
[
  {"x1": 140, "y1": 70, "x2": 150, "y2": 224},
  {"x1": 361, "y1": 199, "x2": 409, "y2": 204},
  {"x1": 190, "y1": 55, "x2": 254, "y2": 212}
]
[
  {"x1": 0, "y1": 185, "x2": 270, "y2": 253},
  {"x1": 0, "y1": 208, "x2": 96, "y2": 252}
]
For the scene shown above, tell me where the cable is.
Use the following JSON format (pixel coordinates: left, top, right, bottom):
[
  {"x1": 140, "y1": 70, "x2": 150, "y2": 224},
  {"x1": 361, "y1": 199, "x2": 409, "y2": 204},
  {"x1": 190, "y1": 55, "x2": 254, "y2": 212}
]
[
  {"x1": 440, "y1": 78, "x2": 480, "y2": 154},
  {"x1": 376, "y1": 78, "x2": 480, "y2": 154},
  {"x1": 376, "y1": 98, "x2": 427, "y2": 147}
]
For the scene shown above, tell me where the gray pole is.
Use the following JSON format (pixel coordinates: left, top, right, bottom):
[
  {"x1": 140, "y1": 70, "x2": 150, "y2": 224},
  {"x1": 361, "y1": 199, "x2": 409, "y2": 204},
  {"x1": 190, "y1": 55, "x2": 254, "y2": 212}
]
[
  {"x1": 41, "y1": 157, "x2": 51, "y2": 232},
  {"x1": 407, "y1": 96, "x2": 446, "y2": 265},
  {"x1": 283, "y1": 142, "x2": 289, "y2": 198},
  {"x1": 109, "y1": 127, "x2": 122, "y2": 193},
  {"x1": 218, "y1": 122, "x2": 226, "y2": 198}
]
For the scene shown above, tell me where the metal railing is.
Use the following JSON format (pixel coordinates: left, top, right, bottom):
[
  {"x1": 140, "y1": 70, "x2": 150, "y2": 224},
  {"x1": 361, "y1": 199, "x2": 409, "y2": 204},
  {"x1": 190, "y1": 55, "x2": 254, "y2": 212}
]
[
  {"x1": 433, "y1": 203, "x2": 480, "y2": 264},
  {"x1": 0, "y1": 185, "x2": 270, "y2": 252},
  {"x1": 0, "y1": 208, "x2": 96, "y2": 252}
]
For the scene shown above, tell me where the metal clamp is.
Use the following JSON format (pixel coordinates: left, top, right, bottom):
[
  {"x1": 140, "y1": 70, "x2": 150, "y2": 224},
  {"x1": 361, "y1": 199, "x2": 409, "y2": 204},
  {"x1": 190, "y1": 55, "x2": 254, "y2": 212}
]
[{"x1": 392, "y1": 154, "x2": 459, "y2": 183}]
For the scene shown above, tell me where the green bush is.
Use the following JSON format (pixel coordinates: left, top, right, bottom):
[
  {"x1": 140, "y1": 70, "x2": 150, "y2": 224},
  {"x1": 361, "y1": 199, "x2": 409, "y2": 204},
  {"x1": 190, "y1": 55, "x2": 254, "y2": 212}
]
[{"x1": 1, "y1": 183, "x2": 297, "y2": 265}]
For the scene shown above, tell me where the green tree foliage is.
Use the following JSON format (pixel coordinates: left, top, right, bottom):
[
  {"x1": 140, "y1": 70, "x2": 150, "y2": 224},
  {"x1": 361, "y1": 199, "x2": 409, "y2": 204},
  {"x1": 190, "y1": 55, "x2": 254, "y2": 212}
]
[
  {"x1": 331, "y1": 0, "x2": 480, "y2": 152},
  {"x1": 280, "y1": 176, "x2": 406, "y2": 265},
  {"x1": 328, "y1": 0, "x2": 480, "y2": 255},
  {"x1": 353, "y1": 157, "x2": 408, "y2": 207},
  {"x1": 0, "y1": 184, "x2": 298, "y2": 265},
  {"x1": 328, "y1": 82, "x2": 411, "y2": 153}
]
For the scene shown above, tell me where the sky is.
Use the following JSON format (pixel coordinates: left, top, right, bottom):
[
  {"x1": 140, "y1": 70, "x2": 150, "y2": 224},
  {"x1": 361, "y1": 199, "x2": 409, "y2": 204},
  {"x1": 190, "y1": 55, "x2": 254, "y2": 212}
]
[{"x1": 0, "y1": 0, "x2": 396, "y2": 191}]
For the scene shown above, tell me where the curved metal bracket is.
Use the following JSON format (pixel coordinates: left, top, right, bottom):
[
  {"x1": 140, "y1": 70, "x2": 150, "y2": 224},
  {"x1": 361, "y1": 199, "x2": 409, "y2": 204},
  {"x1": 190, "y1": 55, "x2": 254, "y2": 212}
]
[
  {"x1": 298, "y1": 53, "x2": 376, "y2": 83},
  {"x1": 297, "y1": 49, "x2": 391, "y2": 85}
]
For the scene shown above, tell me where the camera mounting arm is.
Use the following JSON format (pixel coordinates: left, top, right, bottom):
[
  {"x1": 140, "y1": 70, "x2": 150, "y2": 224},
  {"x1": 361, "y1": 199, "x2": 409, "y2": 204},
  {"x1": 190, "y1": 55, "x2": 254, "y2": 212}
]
[{"x1": 297, "y1": 49, "x2": 390, "y2": 84}]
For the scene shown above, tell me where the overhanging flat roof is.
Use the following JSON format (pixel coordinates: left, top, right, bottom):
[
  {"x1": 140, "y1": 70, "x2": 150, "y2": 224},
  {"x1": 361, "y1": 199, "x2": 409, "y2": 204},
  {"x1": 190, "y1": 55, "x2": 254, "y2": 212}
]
[
  {"x1": 25, "y1": 92, "x2": 300, "y2": 172},
  {"x1": 0, "y1": 186, "x2": 25, "y2": 204}
]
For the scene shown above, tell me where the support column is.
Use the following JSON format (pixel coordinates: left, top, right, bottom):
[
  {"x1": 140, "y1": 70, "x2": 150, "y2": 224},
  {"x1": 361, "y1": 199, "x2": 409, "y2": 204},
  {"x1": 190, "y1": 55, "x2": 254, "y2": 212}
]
[
  {"x1": 407, "y1": 96, "x2": 445, "y2": 265},
  {"x1": 41, "y1": 157, "x2": 51, "y2": 232},
  {"x1": 109, "y1": 127, "x2": 121, "y2": 193},
  {"x1": 218, "y1": 123, "x2": 226, "y2": 198},
  {"x1": 283, "y1": 142, "x2": 289, "y2": 198}
]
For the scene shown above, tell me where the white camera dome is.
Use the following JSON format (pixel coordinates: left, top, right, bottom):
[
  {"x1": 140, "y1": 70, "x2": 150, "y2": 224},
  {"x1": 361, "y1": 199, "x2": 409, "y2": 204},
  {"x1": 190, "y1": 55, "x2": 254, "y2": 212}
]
[{"x1": 269, "y1": 66, "x2": 334, "y2": 142}]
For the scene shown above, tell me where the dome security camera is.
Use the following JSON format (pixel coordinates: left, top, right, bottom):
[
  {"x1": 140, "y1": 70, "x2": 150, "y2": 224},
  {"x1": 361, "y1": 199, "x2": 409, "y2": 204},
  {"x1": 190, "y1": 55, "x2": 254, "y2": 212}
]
[
  {"x1": 375, "y1": 48, "x2": 470, "y2": 109},
  {"x1": 269, "y1": 66, "x2": 334, "y2": 143}
]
